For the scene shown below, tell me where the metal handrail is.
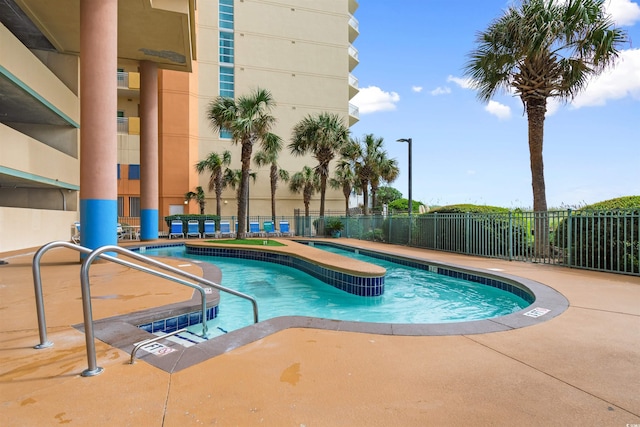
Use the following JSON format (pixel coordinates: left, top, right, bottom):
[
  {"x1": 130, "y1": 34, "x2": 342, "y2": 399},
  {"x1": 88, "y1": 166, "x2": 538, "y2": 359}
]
[
  {"x1": 32, "y1": 241, "x2": 259, "y2": 377},
  {"x1": 130, "y1": 328, "x2": 188, "y2": 364}
]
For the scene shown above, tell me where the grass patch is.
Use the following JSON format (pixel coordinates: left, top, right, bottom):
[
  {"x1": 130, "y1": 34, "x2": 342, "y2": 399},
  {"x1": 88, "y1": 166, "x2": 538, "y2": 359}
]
[{"x1": 204, "y1": 238, "x2": 286, "y2": 247}]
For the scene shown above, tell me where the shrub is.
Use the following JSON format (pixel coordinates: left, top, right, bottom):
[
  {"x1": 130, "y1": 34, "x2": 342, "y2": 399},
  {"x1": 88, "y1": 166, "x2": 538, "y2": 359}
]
[
  {"x1": 164, "y1": 214, "x2": 220, "y2": 233},
  {"x1": 553, "y1": 196, "x2": 639, "y2": 273}
]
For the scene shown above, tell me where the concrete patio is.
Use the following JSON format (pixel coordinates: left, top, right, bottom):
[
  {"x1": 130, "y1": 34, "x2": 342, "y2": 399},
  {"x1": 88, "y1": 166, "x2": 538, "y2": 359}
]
[{"x1": 1, "y1": 238, "x2": 638, "y2": 426}]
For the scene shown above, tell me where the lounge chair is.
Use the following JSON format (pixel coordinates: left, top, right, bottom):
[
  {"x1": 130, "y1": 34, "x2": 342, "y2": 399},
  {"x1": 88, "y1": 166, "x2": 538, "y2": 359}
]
[
  {"x1": 117, "y1": 223, "x2": 125, "y2": 240},
  {"x1": 168, "y1": 220, "x2": 184, "y2": 239},
  {"x1": 219, "y1": 220, "x2": 235, "y2": 238},
  {"x1": 263, "y1": 221, "x2": 280, "y2": 237},
  {"x1": 249, "y1": 221, "x2": 264, "y2": 237},
  {"x1": 203, "y1": 220, "x2": 216, "y2": 238},
  {"x1": 279, "y1": 220, "x2": 293, "y2": 237},
  {"x1": 71, "y1": 222, "x2": 81, "y2": 244},
  {"x1": 186, "y1": 220, "x2": 201, "y2": 238}
]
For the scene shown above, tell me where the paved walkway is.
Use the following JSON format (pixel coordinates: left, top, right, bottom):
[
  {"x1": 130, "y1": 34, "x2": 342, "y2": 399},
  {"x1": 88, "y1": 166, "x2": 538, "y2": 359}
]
[{"x1": 1, "y1": 238, "x2": 638, "y2": 426}]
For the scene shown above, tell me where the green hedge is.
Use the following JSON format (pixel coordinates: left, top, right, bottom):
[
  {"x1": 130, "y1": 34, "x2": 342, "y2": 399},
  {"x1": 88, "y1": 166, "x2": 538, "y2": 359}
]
[{"x1": 553, "y1": 196, "x2": 639, "y2": 273}]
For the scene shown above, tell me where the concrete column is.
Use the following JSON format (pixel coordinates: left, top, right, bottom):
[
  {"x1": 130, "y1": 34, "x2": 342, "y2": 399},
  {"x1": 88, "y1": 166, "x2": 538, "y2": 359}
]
[
  {"x1": 140, "y1": 61, "x2": 159, "y2": 240},
  {"x1": 79, "y1": 0, "x2": 118, "y2": 250}
]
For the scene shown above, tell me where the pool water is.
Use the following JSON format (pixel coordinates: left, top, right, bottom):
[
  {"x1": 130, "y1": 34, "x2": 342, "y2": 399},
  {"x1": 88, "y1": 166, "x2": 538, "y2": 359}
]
[{"x1": 143, "y1": 245, "x2": 529, "y2": 337}]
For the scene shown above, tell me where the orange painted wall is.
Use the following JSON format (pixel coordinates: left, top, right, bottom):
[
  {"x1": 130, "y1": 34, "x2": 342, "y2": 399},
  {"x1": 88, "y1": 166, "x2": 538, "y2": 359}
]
[{"x1": 158, "y1": 69, "x2": 199, "y2": 220}]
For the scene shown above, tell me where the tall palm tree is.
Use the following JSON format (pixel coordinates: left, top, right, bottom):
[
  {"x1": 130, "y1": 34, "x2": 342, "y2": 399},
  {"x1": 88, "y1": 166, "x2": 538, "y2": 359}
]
[
  {"x1": 370, "y1": 152, "x2": 399, "y2": 213},
  {"x1": 253, "y1": 132, "x2": 289, "y2": 222},
  {"x1": 464, "y1": 0, "x2": 627, "y2": 253},
  {"x1": 195, "y1": 150, "x2": 232, "y2": 217},
  {"x1": 289, "y1": 166, "x2": 320, "y2": 217},
  {"x1": 342, "y1": 134, "x2": 386, "y2": 215},
  {"x1": 330, "y1": 159, "x2": 356, "y2": 216},
  {"x1": 290, "y1": 112, "x2": 350, "y2": 218},
  {"x1": 184, "y1": 186, "x2": 206, "y2": 214},
  {"x1": 207, "y1": 88, "x2": 277, "y2": 238}
]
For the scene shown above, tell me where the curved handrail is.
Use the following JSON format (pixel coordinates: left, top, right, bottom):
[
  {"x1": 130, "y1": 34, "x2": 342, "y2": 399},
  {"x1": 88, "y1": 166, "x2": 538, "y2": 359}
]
[{"x1": 32, "y1": 241, "x2": 259, "y2": 377}]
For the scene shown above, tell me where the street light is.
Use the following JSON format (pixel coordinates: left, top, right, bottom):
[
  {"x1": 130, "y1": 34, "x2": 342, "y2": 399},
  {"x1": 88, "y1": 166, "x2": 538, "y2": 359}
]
[
  {"x1": 246, "y1": 169, "x2": 252, "y2": 235},
  {"x1": 397, "y1": 138, "x2": 412, "y2": 245}
]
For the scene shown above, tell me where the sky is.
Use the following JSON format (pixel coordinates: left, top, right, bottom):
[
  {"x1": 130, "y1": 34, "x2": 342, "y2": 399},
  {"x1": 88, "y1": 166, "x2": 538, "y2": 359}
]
[{"x1": 349, "y1": 0, "x2": 640, "y2": 210}]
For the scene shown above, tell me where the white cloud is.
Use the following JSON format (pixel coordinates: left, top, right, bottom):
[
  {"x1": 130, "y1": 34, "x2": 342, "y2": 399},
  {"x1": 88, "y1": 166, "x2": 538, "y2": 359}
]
[
  {"x1": 412, "y1": 86, "x2": 423, "y2": 93},
  {"x1": 351, "y1": 86, "x2": 400, "y2": 114},
  {"x1": 571, "y1": 48, "x2": 640, "y2": 108},
  {"x1": 447, "y1": 75, "x2": 475, "y2": 89},
  {"x1": 485, "y1": 100, "x2": 512, "y2": 119},
  {"x1": 430, "y1": 86, "x2": 451, "y2": 96},
  {"x1": 605, "y1": 0, "x2": 640, "y2": 26}
]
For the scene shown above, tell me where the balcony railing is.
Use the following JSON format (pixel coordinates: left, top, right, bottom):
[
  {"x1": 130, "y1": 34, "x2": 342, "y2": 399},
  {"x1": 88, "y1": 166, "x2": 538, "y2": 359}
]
[
  {"x1": 117, "y1": 72, "x2": 129, "y2": 89},
  {"x1": 117, "y1": 117, "x2": 128, "y2": 134},
  {"x1": 349, "y1": 102, "x2": 359, "y2": 119},
  {"x1": 349, "y1": 14, "x2": 359, "y2": 41},
  {"x1": 348, "y1": 44, "x2": 359, "y2": 62}
]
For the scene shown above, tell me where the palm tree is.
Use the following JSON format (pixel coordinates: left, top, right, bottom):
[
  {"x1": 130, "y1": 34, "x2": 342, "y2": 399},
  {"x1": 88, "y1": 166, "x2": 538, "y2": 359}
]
[
  {"x1": 290, "y1": 112, "x2": 350, "y2": 218},
  {"x1": 224, "y1": 169, "x2": 257, "y2": 201},
  {"x1": 342, "y1": 134, "x2": 385, "y2": 215},
  {"x1": 464, "y1": 0, "x2": 627, "y2": 254},
  {"x1": 185, "y1": 186, "x2": 206, "y2": 214},
  {"x1": 289, "y1": 166, "x2": 320, "y2": 218},
  {"x1": 253, "y1": 132, "x2": 289, "y2": 222},
  {"x1": 207, "y1": 88, "x2": 277, "y2": 238},
  {"x1": 330, "y1": 159, "x2": 356, "y2": 216},
  {"x1": 370, "y1": 152, "x2": 399, "y2": 213},
  {"x1": 195, "y1": 150, "x2": 231, "y2": 217}
]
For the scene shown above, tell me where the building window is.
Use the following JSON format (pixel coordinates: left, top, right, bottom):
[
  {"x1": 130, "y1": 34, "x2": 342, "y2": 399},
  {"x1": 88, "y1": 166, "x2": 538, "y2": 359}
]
[
  {"x1": 117, "y1": 197, "x2": 124, "y2": 217},
  {"x1": 128, "y1": 164, "x2": 140, "y2": 180},
  {"x1": 219, "y1": 0, "x2": 234, "y2": 30},
  {"x1": 117, "y1": 164, "x2": 121, "y2": 179},
  {"x1": 220, "y1": 129, "x2": 233, "y2": 139},
  {"x1": 129, "y1": 197, "x2": 140, "y2": 217},
  {"x1": 219, "y1": 31, "x2": 234, "y2": 63},
  {"x1": 220, "y1": 66, "x2": 234, "y2": 98}
]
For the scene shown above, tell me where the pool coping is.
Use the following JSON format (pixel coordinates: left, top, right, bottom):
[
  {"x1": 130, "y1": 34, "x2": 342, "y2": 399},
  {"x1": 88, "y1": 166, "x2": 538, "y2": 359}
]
[{"x1": 87, "y1": 240, "x2": 570, "y2": 373}]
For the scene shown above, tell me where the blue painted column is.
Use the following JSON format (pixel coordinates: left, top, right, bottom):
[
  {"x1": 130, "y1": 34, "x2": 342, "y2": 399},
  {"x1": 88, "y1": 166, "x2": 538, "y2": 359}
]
[
  {"x1": 140, "y1": 61, "x2": 159, "y2": 240},
  {"x1": 79, "y1": 0, "x2": 118, "y2": 250}
]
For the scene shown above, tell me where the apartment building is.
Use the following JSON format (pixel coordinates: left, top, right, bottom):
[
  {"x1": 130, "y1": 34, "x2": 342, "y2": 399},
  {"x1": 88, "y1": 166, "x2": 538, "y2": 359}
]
[
  {"x1": 0, "y1": 0, "x2": 357, "y2": 252},
  {"x1": 118, "y1": 0, "x2": 359, "y2": 222}
]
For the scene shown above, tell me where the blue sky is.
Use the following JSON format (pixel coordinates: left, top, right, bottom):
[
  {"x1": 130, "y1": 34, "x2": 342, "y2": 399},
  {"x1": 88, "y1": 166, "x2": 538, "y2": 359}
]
[{"x1": 350, "y1": 0, "x2": 640, "y2": 209}]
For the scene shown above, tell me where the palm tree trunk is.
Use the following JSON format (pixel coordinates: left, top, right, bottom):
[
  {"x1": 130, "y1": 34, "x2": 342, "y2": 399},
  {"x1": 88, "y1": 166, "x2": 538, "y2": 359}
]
[
  {"x1": 319, "y1": 175, "x2": 327, "y2": 218},
  {"x1": 238, "y1": 140, "x2": 252, "y2": 238},
  {"x1": 361, "y1": 180, "x2": 369, "y2": 215},
  {"x1": 270, "y1": 164, "x2": 277, "y2": 222},
  {"x1": 526, "y1": 98, "x2": 549, "y2": 257}
]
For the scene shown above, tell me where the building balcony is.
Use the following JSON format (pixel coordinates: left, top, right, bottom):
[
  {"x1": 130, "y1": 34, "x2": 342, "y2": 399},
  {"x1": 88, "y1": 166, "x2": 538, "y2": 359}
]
[
  {"x1": 349, "y1": 102, "x2": 359, "y2": 126},
  {"x1": 349, "y1": 0, "x2": 359, "y2": 15},
  {"x1": 349, "y1": 14, "x2": 359, "y2": 43},
  {"x1": 117, "y1": 71, "x2": 140, "y2": 98},
  {"x1": 348, "y1": 44, "x2": 359, "y2": 71},
  {"x1": 349, "y1": 73, "x2": 359, "y2": 99},
  {"x1": 117, "y1": 116, "x2": 140, "y2": 135}
]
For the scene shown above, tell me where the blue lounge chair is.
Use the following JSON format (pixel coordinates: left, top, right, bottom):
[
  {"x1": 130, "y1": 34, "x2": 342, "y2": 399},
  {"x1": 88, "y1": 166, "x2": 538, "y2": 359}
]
[
  {"x1": 279, "y1": 220, "x2": 292, "y2": 237},
  {"x1": 186, "y1": 220, "x2": 200, "y2": 238},
  {"x1": 249, "y1": 221, "x2": 264, "y2": 237},
  {"x1": 219, "y1": 221, "x2": 235, "y2": 238},
  {"x1": 169, "y1": 220, "x2": 184, "y2": 239},
  {"x1": 203, "y1": 220, "x2": 216, "y2": 238},
  {"x1": 263, "y1": 221, "x2": 280, "y2": 237}
]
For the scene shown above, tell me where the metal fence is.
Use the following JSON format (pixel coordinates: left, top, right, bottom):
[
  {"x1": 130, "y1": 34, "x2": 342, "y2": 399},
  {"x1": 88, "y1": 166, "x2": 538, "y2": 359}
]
[{"x1": 124, "y1": 208, "x2": 639, "y2": 276}]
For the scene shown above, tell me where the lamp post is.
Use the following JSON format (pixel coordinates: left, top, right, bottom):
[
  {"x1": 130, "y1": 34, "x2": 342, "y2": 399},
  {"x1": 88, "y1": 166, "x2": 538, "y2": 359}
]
[
  {"x1": 397, "y1": 138, "x2": 412, "y2": 245},
  {"x1": 246, "y1": 170, "x2": 251, "y2": 236}
]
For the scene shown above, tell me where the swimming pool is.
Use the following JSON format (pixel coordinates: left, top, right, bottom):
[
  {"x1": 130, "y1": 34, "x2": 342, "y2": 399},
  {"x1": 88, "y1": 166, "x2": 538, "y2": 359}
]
[{"x1": 141, "y1": 244, "x2": 530, "y2": 337}]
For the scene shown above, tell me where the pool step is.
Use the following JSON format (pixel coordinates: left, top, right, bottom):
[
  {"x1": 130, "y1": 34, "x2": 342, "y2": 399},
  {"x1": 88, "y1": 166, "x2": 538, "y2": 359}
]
[{"x1": 153, "y1": 330, "x2": 208, "y2": 347}]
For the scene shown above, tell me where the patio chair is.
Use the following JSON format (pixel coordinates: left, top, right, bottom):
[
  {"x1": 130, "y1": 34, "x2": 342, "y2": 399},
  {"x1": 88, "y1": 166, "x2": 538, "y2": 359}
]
[
  {"x1": 249, "y1": 221, "x2": 264, "y2": 237},
  {"x1": 117, "y1": 223, "x2": 125, "y2": 240},
  {"x1": 219, "y1": 220, "x2": 235, "y2": 238},
  {"x1": 279, "y1": 220, "x2": 293, "y2": 237},
  {"x1": 263, "y1": 220, "x2": 280, "y2": 237},
  {"x1": 186, "y1": 220, "x2": 201, "y2": 238},
  {"x1": 168, "y1": 220, "x2": 184, "y2": 239},
  {"x1": 203, "y1": 220, "x2": 217, "y2": 238},
  {"x1": 71, "y1": 222, "x2": 81, "y2": 244}
]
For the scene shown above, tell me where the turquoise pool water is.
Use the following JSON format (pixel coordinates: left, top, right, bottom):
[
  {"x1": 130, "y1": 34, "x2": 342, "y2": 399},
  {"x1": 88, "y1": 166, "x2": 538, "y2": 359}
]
[{"x1": 143, "y1": 245, "x2": 529, "y2": 336}]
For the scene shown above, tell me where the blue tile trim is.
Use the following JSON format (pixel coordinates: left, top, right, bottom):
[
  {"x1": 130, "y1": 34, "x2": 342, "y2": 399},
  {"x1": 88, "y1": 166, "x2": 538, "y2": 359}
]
[
  {"x1": 185, "y1": 245, "x2": 385, "y2": 297},
  {"x1": 138, "y1": 306, "x2": 218, "y2": 334},
  {"x1": 300, "y1": 241, "x2": 535, "y2": 304}
]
